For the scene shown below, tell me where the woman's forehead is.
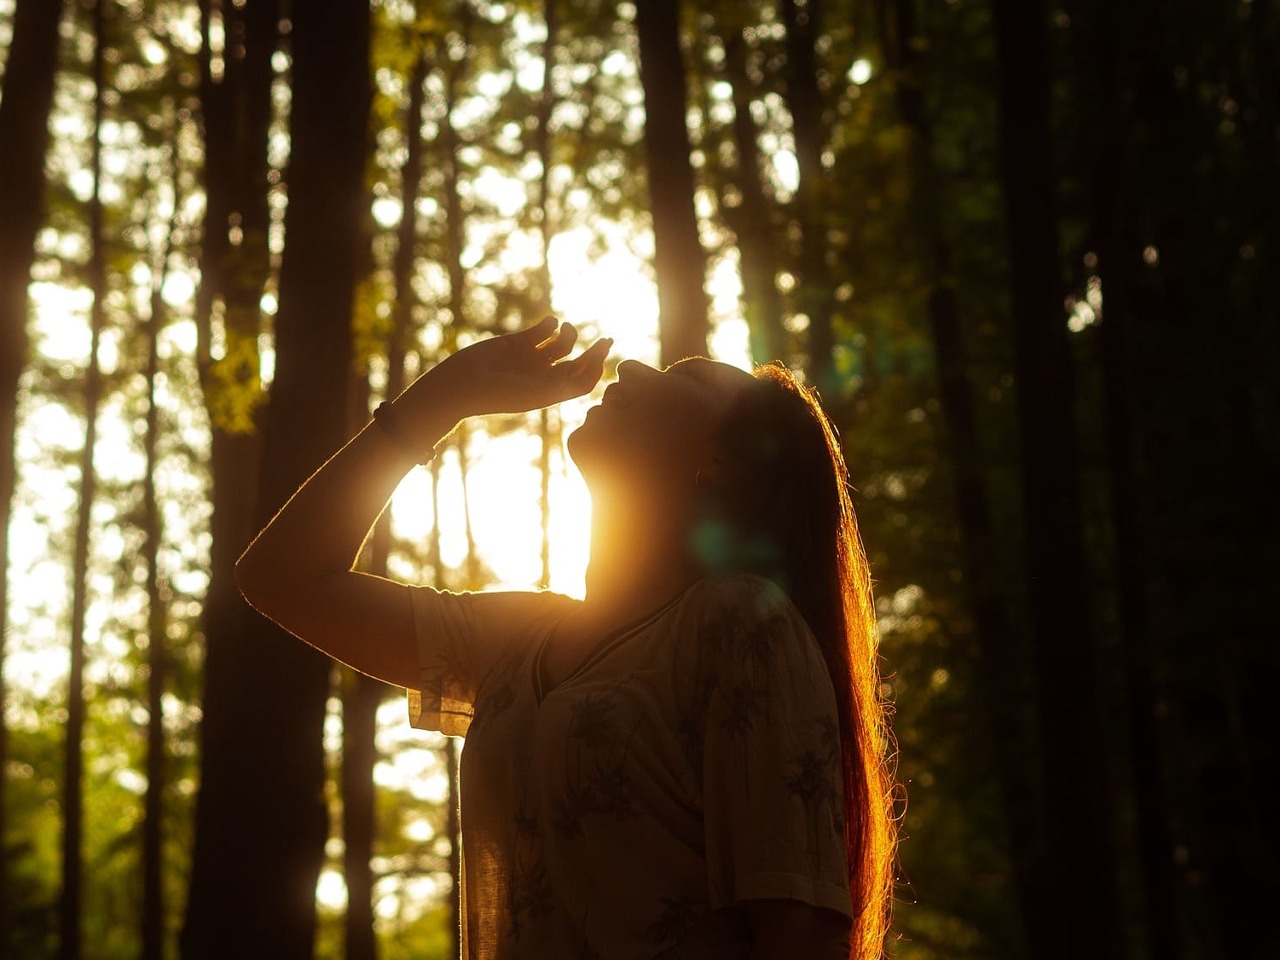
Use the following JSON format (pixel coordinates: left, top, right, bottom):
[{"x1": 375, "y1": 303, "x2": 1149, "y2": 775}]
[{"x1": 667, "y1": 357, "x2": 755, "y2": 391}]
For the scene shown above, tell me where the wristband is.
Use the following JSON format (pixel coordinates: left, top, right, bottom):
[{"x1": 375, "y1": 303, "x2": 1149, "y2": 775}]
[{"x1": 373, "y1": 401, "x2": 438, "y2": 465}]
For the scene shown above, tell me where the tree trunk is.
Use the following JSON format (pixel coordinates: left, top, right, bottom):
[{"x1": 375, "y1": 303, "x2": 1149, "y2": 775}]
[
  {"x1": 1077, "y1": 4, "x2": 1179, "y2": 954},
  {"x1": 338, "y1": 29, "x2": 432, "y2": 957},
  {"x1": 182, "y1": 2, "x2": 371, "y2": 957},
  {"x1": 633, "y1": 0, "x2": 710, "y2": 364},
  {"x1": 716, "y1": 7, "x2": 785, "y2": 366},
  {"x1": 140, "y1": 136, "x2": 181, "y2": 960},
  {"x1": 340, "y1": 665, "x2": 383, "y2": 960},
  {"x1": 437, "y1": 30, "x2": 475, "y2": 951},
  {"x1": 991, "y1": 1, "x2": 1122, "y2": 957},
  {"x1": 1107, "y1": 3, "x2": 1280, "y2": 951},
  {"x1": 343, "y1": 376, "x2": 382, "y2": 960},
  {"x1": 188, "y1": 5, "x2": 272, "y2": 844},
  {"x1": 778, "y1": 0, "x2": 835, "y2": 390},
  {"x1": 58, "y1": 5, "x2": 107, "y2": 957},
  {"x1": 0, "y1": 1, "x2": 65, "y2": 945},
  {"x1": 877, "y1": 0, "x2": 1052, "y2": 953},
  {"x1": 535, "y1": 0, "x2": 560, "y2": 587},
  {"x1": 184, "y1": 0, "x2": 277, "y2": 954}
]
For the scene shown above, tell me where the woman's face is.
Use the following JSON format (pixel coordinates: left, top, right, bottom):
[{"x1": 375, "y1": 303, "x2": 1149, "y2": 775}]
[{"x1": 568, "y1": 358, "x2": 755, "y2": 492}]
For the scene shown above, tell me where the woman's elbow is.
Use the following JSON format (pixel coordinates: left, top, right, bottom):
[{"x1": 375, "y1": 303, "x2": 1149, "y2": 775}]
[{"x1": 234, "y1": 542, "x2": 278, "y2": 611}]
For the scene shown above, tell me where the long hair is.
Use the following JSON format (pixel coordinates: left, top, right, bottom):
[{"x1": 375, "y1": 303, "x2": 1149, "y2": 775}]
[{"x1": 709, "y1": 362, "x2": 897, "y2": 960}]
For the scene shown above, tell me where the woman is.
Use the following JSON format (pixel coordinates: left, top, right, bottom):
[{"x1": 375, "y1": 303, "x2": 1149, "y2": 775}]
[{"x1": 236, "y1": 317, "x2": 896, "y2": 959}]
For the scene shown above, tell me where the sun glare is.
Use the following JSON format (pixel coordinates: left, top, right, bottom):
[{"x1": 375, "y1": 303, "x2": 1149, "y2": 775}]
[{"x1": 381, "y1": 226, "x2": 752, "y2": 600}]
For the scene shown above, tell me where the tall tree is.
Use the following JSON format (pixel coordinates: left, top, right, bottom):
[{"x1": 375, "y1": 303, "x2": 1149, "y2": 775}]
[
  {"x1": 0, "y1": 1, "x2": 65, "y2": 945},
  {"x1": 712, "y1": 2, "x2": 785, "y2": 365},
  {"x1": 189, "y1": 0, "x2": 278, "y2": 784},
  {"x1": 59, "y1": 3, "x2": 109, "y2": 958},
  {"x1": 875, "y1": 0, "x2": 1052, "y2": 953},
  {"x1": 338, "y1": 15, "x2": 433, "y2": 958},
  {"x1": 778, "y1": 0, "x2": 836, "y2": 390},
  {"x1": 534, "y1": 0, "x2": 560, "y2": 588},
  {"x1": 185, "y1": 0, "x2": 280, "y2": 948},
  {"x1": 140, "y1": 126, "x2": 182, "y2": 960},
  {"x1": 633, "y1": 0, "x2": 710, "y2": 364},
  {"x1": 1066, "y1": 1, "x2": 1179, "y2": 953},
  {"x1": 182, "y1": 1, "x2": 371, "y2": 957},
  {"x1": 991, "y1": 0, "x2": 1122, "y2": 957}
]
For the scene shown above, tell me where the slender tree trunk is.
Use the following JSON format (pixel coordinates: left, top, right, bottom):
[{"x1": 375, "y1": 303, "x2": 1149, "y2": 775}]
[
  {"x1": 183, "y1": 2, "x2": 371, "y2": 957},
  {"x1": 991, "y1": 1, "x2": 1122, "y2": 957},
  {"x1": 1078, "y1": 5, "x2": 1180, "y2": 955},
  {"x1": 633, "y1": 0, "x2": 710, "y2": 364},
  {"x1": 59, "y1": 5, "x2": 108, "y2": 958},
  {"x1": 535, "y1": 0, "x2": 560, "y2": 587},
  {"x1": 1112, "y1": 4, "x2": 1280, "y2": 951},
  {"x1": 877, "y1": 1, "x2": 1050, "y2": 953},
  {"x1": 716, "y1": 8, "x2": 785, "y2": 366},
  {"x1": 445, "y1": 736, "x2": 461, "y2": 960},
  {"x1": 184, "y1": 1, "x2": 277, "y2": 952},
  {"x1": 0, "y1": 2, "x2": 65, "y2": 944},
  {"x1": 778, "y1": 0, "x2": 836, "y2": 390},
  {"x1": 438, "y1": 32, "x2": 473, "y2": 948},
  {"x1": 140, "y1": 131, "x2": 181, "y2": 960},
  {"x1": 343, "y1": 375, "x2": 383, "y2": 960},
  {"x1": 340, "y1": 664, "x2": 383, "y2": 960},
  {"x1": 189, "y1": 0, "x2": 270, "y2": 782},
  {"x1": 338, "y1": 29, "x2": 431, "y2": 957}
]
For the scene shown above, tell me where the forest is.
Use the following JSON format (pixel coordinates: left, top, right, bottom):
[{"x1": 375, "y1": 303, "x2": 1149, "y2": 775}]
[{"x1": 0, "y1": 0, "x2": 1276, "y2": 958}]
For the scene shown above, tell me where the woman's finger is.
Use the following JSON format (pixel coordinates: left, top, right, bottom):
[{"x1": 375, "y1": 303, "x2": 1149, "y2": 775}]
[
  {"x1": 538, "y1": 321, "x2": 578, "y2": 362},
  {"x1": 556, "y1": 337, "x2": 611, "y2": 398},
  {"x1": 519, "y1": 315, "x2": 558, "y2": 346}
]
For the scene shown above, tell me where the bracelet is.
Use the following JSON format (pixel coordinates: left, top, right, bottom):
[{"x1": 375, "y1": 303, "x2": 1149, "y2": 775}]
[{"x1": 373, "y1": 401, "x2": 438, "y2": 465}]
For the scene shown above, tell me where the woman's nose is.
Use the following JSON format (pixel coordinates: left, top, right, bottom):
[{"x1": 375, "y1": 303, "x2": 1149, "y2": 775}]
[{"x1": 616, "y1": 359, "x2": 658, "y2": 381}]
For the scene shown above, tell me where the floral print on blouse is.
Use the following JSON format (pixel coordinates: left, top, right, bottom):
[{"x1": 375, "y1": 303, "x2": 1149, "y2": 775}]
[{"x1": 407, "y1": 574, "x2": 851, "y2": 960}]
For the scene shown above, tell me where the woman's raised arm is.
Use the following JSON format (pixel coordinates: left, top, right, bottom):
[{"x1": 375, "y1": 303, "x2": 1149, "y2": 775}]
[{"x1": 234, "y1": 318, "x2": 610, "y2": 687}]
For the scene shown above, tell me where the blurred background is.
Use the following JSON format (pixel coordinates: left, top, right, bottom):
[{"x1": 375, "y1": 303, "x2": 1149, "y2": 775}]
[{"x1": 0, "y1": 0, "x2": 1276, "y2": 958}]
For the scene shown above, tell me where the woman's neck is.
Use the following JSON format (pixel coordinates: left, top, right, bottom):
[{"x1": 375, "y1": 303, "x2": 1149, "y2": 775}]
[{"x1": 579, "y1": 485, "x2": 699, "y2": 627}]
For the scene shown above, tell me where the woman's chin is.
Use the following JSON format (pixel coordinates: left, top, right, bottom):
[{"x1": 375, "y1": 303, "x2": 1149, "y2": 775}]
[{"x1": 566, "y1": 412, "x2": 622, "y2": 482}]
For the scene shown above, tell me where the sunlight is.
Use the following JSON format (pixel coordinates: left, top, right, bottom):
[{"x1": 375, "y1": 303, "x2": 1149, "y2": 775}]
[
  {"x1": 547, "y1": 224, "x2": 661, "y2": 362},
  {"x1": 316, "y1": 869, "x2": 348, "y2": 911},
  {"x1": 379, "y1": 225, "x2": 754, "y2": 601}
]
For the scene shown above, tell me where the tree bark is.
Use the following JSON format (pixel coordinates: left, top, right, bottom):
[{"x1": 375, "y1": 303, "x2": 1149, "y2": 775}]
[
  {"x1": 877, "y1": 0, "x2": 1051, "y2": 953},
  {"x1": 59, "y1": 4, "x2": 108, "y2": 958},
  {"x1": 182, "y1": 2, "x2": 371, "y2": 957},
  {"x1": 0, "y1": 1, "x2": 65, "y2": 945},
  {"x1": 1077, "y1": 3, "x2": 1179, "y2": 954},
  {"x1": 716, "y1": 8, "x2": 785, "y2": 366},
  {"x1": 343, "y1": 377, "x2": 382, "y2": 960},
  {"x1": 1105, "y1": 2, "x2": 1280, "y2": 952},
  {"x1": 633, "y1": 0, "x2": 710, "y2": 364},
  {"x1": 141, "y1": 134, "x2": 181, "y2": 960},
  {"x1": 184, "y1": 0, "x2": 277, "y2": 954},
  {"x1": 778, "y1": 0, "x2": 835, "y2": 390},
  {"x1": 991, "y1": 1, "x2": 1122, "y2": 957},
  {"x1": 339, "y1": 28, "x2": 431, "y2": 958},
  {"x1": 535, "y1": 0, "x2": 560, "y2": 589}
]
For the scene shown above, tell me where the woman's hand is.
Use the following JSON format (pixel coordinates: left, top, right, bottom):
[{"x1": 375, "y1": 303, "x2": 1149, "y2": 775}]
[{"x1": 412, "y1": 317, "x2": 611, "y2": 421}]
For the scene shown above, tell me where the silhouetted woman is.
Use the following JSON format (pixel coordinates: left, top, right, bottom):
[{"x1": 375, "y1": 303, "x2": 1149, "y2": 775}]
[{"x1": 236, "y1": 317, "x2": 896, "y2": 959}]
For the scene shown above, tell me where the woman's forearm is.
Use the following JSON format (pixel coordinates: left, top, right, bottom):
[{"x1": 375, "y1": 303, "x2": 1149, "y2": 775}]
[
  {"x1": 235, "y1": 371, "x2": 460, "y2": 603},
  {"x1": 235, "y1": 318, "x2": 608, "y2": 610}
]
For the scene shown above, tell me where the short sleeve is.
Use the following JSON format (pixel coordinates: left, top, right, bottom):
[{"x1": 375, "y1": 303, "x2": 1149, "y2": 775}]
[
  {"x1": 695, "y1": 576, "x2": 853, "y2": 919},
  {"x1": 406, "y1": 587, "x2": 574, "y2": 737}
]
